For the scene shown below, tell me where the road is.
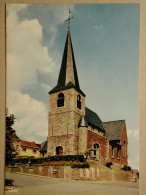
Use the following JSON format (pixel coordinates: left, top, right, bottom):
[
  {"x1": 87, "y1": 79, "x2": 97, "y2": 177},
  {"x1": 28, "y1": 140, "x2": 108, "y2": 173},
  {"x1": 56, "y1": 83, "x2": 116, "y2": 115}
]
[{"x1": 5, "y1": 173, "x2": 139, "y2": 195}]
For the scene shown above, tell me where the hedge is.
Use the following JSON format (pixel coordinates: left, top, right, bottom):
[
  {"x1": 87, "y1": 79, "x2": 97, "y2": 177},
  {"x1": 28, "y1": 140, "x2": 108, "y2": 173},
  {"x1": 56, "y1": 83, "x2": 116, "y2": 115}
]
[
  {"x1": 10, "y1": 156, "x2": 33, "y2": 165},
  {"x1": 10, "y1": 155, "x2": 84, "y2": 165},
  {"x1": 121, "y1": 165, "x2": 131, "y2": 171},
  {"x1": 40, "y1": 161, "x2": 90, "y2": 168},
  {"x1": 71, "y1": 162, "x2": 90, "y2": 168}
]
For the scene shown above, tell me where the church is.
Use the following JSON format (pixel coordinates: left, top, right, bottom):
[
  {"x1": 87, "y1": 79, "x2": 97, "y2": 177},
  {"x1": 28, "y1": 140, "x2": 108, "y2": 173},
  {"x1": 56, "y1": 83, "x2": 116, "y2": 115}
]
[{"x1": 47, "y1": 15, "x2": 128, "y2": 167}]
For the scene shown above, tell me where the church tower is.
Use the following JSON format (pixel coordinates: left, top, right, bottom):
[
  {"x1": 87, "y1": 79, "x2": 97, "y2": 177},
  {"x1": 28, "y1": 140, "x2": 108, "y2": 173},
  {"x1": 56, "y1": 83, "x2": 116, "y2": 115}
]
[{"x1": 47, "y1": 20, "x2": 86, "y2": 155}]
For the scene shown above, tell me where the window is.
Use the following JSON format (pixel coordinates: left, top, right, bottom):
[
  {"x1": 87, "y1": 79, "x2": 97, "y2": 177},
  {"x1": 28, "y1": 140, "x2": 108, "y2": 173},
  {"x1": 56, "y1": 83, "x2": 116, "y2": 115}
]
[
  {"x1": 22, "y1": 148, "x2": 26, "y2": 152},
  {"x1": 112, "y1": 146, "x2": 114, "y2": 158},
  {"x1": 117, "y1": 148, "x2": 120, "y2": 159},
  {"x1": 122, "y1": 140, "x2": 126, "y2": 158},
  {"x1": 93, "y1": 143, "x2": 99, "y2": 156},
  {"x1": 16, "y1": 145, "x2": 19, "y2": 150},
  {"x1": 57, "y1": 93, "x2": 64, "y2": 107},
  {"x1": 94, "y1": 143, "x2": 99, "y2": 149},
  {"x1": 33, "y1": 150, "x2": 37, "y2": 153},
  {"x1": 77, "y1": 94, "x2": 81, "y2": 109}
]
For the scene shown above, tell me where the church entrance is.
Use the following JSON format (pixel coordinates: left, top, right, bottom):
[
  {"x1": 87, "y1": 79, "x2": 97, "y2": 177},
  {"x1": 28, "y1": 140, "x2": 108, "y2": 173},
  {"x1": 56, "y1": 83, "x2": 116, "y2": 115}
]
[{"x1": 56, "y1": 146, "x2": 63, "y2": 155}]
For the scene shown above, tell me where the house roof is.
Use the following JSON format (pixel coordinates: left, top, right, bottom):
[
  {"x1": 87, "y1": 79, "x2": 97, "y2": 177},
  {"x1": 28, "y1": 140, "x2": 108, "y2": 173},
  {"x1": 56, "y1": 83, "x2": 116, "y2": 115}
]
[
  {"x1": 102, "y1": 120, "x2": 125, "y2": 141},
  {"x1": 21, "y1": 140, "x2": 40, "y2": 149},
  {"x1": 85, "y1": 107, "x2": 103, "y2": 130},
  {"x1": 49, "y1": 29, "x2": 85, "y2": 97},
  {"x1": 12, "y1": 132, "x2": 20, "y2": 140}
]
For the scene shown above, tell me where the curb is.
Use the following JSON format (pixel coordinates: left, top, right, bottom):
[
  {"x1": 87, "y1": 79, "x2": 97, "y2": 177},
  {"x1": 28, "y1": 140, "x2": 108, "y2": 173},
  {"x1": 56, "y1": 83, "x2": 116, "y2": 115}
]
[{"x1": 7, "y1": 172, "x2": 132, "y2": 184}]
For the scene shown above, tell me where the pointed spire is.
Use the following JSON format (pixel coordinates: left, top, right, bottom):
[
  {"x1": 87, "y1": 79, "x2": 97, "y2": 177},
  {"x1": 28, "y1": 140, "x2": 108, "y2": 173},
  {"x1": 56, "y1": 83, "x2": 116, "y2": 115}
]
[
  {"x1": 57, "y1": 29, "x2": 80, "y2": 88},
  {"x1": 78, "y1": 115, "x2": 88, "y2": 127},
  {"x1": 49, "y1": 28, "x2": 85, "y2": 97}
]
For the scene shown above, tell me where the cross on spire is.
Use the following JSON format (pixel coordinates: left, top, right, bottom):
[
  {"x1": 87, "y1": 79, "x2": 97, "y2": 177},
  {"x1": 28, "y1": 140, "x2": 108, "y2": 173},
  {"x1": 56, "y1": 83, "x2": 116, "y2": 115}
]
[{"x1": 65, "y1": 9, "x2": 73, "y2": 29}]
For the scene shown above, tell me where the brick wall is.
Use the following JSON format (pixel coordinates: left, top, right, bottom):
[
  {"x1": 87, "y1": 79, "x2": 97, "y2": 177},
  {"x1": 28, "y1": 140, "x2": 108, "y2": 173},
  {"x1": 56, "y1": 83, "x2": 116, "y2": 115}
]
[
  {"x1": 108, "y1": 123, "x2": 128, "y2": 166},
  {"x1": 87, "y1": 130, "x2": 109, "y2": 160},
  {"x1": 109, "y1": 144, "x2": 121, "y2": 164},
  {"x1": 121, "y1": 123, "x2": 128, "y2": 165}
]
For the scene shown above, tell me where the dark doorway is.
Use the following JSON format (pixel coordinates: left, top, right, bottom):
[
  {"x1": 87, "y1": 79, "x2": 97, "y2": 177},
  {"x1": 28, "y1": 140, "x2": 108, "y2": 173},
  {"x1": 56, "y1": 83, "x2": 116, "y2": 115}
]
[{"x1": 56, "y1": 146, "x2": 63, "y2": 155}]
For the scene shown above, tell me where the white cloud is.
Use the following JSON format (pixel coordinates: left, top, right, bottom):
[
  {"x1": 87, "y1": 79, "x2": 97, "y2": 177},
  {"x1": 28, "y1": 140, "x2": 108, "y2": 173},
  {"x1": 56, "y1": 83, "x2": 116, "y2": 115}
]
[
  {"x1": 7, "y1": 4, "x2": 56, "y2": 92},
  {"x1": 127, "y1": 129, "x2": 139, "y2": 170},
  {"x1": 6, "y1": 5, "x2": 57, "y2": 143},
  {"x1": 127, "y1": 129, "x2": 139, "y2": 140},
  {"x1": 38, "y1": 4, "x2": 75, "y2": 49},
  {"x1": 7, "y1": 90, "x2": 48, "y2": 143},
  {"x1": 133, "y1": 129, "x2": 139, "y2": 139},
  {"x1": 40, "y1": 83, "x2": 51, "y2": 91},
  {"x1": 94, "y1": 25, "x2": 103, "y2": 30},
  {"x1": 128, "y1": 154, "x2": 139, "y2": 170},
  {"x1": 7, "y1": 4, "x2": 28, "y2": 14}
]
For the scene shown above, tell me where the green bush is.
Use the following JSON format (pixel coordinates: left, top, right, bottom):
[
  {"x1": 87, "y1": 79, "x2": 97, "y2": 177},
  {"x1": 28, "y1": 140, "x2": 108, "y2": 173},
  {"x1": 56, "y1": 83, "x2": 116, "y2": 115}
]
[
  {"x1": 71, "y1": 162, "x2": 90, "y2": 168},
  {"x1": 10, "y1": 156, "x2": 31, "y2": 165},
  {"x1": 121, "y1": 165, "x2": 131, "y2": 171},
  {"x1": 10, "y1": 155, "x2": 85, "y2": 165},
  {"x1": 48, "y1": 155, "x2": 84, "y2": 162},
  {"x1": 106, "y1": 162, "x2": 113, "y2": 168}
]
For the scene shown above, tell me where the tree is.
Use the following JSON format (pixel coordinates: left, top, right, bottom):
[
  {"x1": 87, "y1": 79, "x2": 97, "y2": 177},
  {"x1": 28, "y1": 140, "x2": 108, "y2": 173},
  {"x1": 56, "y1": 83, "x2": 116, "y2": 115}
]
[{"x1": 5, "y1": 109, "x2": 16, "y2": 165}]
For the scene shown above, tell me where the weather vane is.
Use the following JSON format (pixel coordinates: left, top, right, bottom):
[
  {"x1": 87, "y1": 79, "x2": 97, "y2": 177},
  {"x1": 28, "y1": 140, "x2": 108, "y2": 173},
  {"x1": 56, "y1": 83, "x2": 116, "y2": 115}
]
[{"x1": 65, "y1": 9, "x2": 73, "y2": 29}]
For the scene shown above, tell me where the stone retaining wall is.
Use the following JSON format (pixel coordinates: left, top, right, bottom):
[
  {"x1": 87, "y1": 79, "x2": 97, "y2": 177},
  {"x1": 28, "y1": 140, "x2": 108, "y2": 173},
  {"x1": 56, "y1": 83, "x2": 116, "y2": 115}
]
[{"x1": 6, "y1": 165, "x2": 131, "y2": 182}]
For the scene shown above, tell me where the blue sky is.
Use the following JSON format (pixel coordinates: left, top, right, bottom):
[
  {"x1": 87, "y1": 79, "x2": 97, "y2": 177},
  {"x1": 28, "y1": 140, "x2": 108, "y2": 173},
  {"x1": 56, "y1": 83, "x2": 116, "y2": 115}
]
[{"x1": 6, "y1": 4, "x2": 139, "y2": 169}]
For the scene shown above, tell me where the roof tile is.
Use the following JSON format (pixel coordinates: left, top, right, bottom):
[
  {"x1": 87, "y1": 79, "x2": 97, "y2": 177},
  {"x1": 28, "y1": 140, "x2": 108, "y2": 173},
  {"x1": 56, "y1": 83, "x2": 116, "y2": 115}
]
[{"x1": 21, "y1": 140, "x2": 40, "y2": 149}]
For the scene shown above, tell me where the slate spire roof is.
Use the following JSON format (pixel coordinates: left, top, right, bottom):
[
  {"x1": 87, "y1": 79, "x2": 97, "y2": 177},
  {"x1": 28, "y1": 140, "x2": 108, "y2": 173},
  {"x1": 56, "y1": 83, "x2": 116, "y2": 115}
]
[{"x1": 49, "y1": 28, "x2": 85, "y2": 96}]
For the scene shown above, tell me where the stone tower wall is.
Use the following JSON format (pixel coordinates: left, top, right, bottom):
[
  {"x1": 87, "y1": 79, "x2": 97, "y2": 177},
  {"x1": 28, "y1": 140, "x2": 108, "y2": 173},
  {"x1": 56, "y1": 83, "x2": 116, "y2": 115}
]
[
  {"x1": 47, "y1": 88, "x2": 85, "y2": 155},
  {"x1": 78, "y1": 127, "x2": 88, "y2": 155}
]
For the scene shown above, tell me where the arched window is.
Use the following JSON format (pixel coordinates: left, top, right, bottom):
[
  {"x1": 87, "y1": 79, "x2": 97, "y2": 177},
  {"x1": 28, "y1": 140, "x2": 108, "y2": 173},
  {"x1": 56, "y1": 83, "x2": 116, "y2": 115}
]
[
  {"x1": 93, "y1": 143, "x2": 99, "y2": 149},
  {"x1": 77, "y1": 94, "x2": 81, "y2": 109},
  {"x1": 57, "y1": 93, "x2": 64, "y2": 107},
  {"x1": 93, "y1": 143, "x2": 99, "y2": 156}
]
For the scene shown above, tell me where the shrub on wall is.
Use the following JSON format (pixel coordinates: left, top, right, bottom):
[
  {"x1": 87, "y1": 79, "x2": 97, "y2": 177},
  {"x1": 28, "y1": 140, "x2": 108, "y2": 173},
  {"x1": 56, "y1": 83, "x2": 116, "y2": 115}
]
[
  {"x1": 40, "y1": 161, "x2": 90, "y2": 168},
  {"x1": 106, "y1": 162, "x2": 113, "y2": 168},
  {"x1": 10, "y1": 156, "x2": 32, "y2": 165},
  {"x1": 41, "y1": 161, "x2": 71, "y2": 166},
  {"x1": 48, "y1": 155, "x2": 84, "y2": 162},
  {"x1": 10, "y1": 155, "x2": 85, "y2": 165},
  {"x1": 121, "y1": 165, "x2": 131, "y2": 171},
  {"x1": 71, "y1": 162, "x2": 90, "y2": 168},
  {"x1": 31, "y1": 155, "x2": 84, "y2": 164}
]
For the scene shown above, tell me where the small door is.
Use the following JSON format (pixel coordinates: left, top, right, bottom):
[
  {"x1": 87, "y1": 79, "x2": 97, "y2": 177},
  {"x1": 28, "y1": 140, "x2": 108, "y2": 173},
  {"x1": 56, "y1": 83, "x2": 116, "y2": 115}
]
[{"x1": 56, "y1": 146, "x2": 63, "y2": 155}]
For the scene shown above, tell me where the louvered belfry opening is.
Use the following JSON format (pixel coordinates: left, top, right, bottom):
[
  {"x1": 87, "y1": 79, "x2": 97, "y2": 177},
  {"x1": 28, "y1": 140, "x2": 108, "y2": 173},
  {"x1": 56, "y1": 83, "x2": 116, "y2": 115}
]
[
  {"x1": 77, "y1": 94, "x2": 81, "y2": 109},
  {"x1": 57, "y1": 93, "x2": 64, "y2": 107}
]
